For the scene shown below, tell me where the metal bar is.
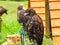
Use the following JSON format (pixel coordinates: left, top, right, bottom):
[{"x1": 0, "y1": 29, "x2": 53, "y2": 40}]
[
  {"x1": 21, "y1": 35, "x2": 24, "y2": 45},
  {"x1": 45, "y1": 0, "x2": 52, "y2": 39}
]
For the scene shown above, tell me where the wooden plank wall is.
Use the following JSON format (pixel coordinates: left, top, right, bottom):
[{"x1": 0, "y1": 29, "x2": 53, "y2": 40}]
[
  {"x1": 49, "y1": 0, "x2": 60, "y2": 45},
  {"x1": 28, "y1": 0, "x2": 60, "y2": 45},
  {"x1": 28, "y1": 0, "x2": 60, "y2": 35},
  {"x1": 49, "y1": 0, "x2": 60, "y2": 36}
]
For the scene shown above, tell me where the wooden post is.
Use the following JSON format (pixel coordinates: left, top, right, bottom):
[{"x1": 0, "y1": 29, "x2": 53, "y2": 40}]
[
  {"x1": 28, "y1": 0, "x2": 30, "y2": 8},
  {"x1": 45, "y1": 0, "x2": 52, "y2": 39}
]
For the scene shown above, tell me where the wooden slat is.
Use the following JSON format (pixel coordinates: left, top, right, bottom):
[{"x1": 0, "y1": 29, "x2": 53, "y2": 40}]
[
  {"x1": 53, "y1": 36, "x2": 60, "y2": 45},
  {"x1": 53, "y1": 35, "x2": 60, "y2": 37},
  {"x1": 30, "y1": 0, "x2": 60, "y2": 1},
  {"x1": 41, "y1": 19, "x2": 60, "y2": 28},
  {"x1": 51, "y1": 19, "x2": 60, "y2": 27},
  {"x1": 30, "y1": 2, "x2": 60, "y2": 9},
  {"x1": 30, "y1": 2, "x2": 45, "y2": 7},
  {"x1": 50, "y1": 10, "x2": 60, "y2": 18},
  {"x1": 52, "y1": 28, "x2": 60, "y2": 36},
  {"x1": 31, "y1": 7, "x2": 45, "y2": 8},
  {"x1": 51, "y1": 18, "x2": 60, "y2": 20},
  {"x1": 49, "y1": 0, "x2": 60, "y2": 1},
  {"x1": 30, "y1": 0, "x2": 45, "y2": 2},
  {"x1": 33, "y1": 8, "x2": 45, "y2": 13},
  {"x1": 49, "y1": 2, "x2": 60, "y2": 9},
  {"x1": 52, "y1": 26, "x2": 60, "y2": 28},
  {"x1": 50, "y1": 9, "x2": 60, "y2": 11}
]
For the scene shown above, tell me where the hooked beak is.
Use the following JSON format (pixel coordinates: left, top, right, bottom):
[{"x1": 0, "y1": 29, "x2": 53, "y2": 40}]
[
  {"x1": 5, "y1": 10, "x2": 8, "y2": 15},
  {"x1": 5, "y1": 12, "x2": 8, "y2": 15},
  {"x1": 24, "y1": 13, "x2": 29, "y2": 16}
]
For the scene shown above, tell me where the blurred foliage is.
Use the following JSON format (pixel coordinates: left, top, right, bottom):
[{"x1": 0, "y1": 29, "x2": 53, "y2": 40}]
[{"x1": 0, "y1": 1, "x2": 28, "y2": 43}]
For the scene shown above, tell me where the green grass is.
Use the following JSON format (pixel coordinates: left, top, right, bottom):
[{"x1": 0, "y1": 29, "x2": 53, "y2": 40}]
[
  {"x1": 0, "y1": 1, "x2": 28, "y2": 43},
  {"x1": 0, "y1": 1, "x2": 53, "y2": 45}
]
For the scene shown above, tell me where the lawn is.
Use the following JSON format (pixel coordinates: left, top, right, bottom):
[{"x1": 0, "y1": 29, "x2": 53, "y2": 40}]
[{"x1": 0, "y1": 1, "x2": 52, "y2": 45}]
